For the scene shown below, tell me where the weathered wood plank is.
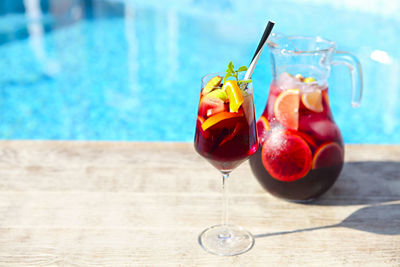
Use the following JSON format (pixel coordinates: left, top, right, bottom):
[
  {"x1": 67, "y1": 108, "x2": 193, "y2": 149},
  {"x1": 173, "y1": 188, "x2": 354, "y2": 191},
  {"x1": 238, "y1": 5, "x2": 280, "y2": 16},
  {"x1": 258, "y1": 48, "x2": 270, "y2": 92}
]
[{"x1": 0, "y1": 141, "x2": 398, "y2": 266}]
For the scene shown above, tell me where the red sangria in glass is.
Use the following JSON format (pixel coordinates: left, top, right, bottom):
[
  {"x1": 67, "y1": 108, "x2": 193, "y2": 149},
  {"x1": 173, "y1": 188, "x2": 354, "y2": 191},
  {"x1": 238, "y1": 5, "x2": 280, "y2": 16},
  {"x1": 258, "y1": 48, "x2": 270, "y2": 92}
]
[
  {"x1": 194, "y1": 63, "x2": 258, "y2": 256},
  {"x1": 195, "y1": 75, "x2": 258, "y2": 172}
]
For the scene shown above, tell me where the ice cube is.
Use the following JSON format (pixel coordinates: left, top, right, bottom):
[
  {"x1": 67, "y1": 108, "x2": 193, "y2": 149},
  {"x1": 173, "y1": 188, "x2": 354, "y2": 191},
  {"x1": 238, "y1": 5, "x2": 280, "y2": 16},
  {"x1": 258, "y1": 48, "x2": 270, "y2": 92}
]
[
  {"x1": 277, "y1": 72, "x2": 302, "y2": 90},
  {"x1": 299, "y1": 81, "x2": 322, "y2": 93},
  {"x1": 307, "y1": 118, "x2": 341, "y2": 142}
]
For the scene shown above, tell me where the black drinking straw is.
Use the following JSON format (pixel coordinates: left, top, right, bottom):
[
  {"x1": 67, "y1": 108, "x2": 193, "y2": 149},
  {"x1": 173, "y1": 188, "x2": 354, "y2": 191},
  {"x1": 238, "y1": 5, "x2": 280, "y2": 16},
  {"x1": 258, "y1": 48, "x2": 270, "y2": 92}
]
[
  {"x1": 251, "y1": 21, "x2": 275, "y2": 63},
  {"x1": 245, "y1": 20, "x2": 275, "y2": 79}
]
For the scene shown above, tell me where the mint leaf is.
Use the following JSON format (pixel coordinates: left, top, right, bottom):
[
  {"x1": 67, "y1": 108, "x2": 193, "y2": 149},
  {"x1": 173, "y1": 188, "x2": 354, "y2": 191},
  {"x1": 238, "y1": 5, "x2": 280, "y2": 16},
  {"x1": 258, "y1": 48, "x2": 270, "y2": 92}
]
[
  {"x1": 228, "y1": 61, "x2": 234, "y2": 72},
  {"x1": 223, "y1": 72, "x2": 231, "y2": 83},
  {"x1": 233, "y1": 71, "x2": 238, "y2": 81},
  {"x1": 237, "y1": 66, "x2": 248, "y2": 72},
  {"x1": 224, "y1": 62, "x2": 249, "y2": 83}
]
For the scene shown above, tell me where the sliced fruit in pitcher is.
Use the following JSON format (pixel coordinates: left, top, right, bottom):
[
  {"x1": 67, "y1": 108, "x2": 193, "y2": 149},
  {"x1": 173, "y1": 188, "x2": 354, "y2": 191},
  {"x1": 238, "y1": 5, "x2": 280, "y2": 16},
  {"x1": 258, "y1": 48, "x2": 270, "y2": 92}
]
[
  {"x1": 302, "y1": 89, "x2": 323, "y2": 112},
  {"x1": 286, "y1": 129, "x2": 317, "y2": 149},
  {"x1": 256, "y1": 115, "x2": 270, "y2": 145},
  {"x1": 202, "y1": 76, "x2": 222, "y2": 95},
  {"x1": 261, "y1": 131, "x2": 312, "y2": 182},
  {"x1": 295, "y1": 74, "x2": 304, "y2": 81},
  {"x1": 303, "y1": 77, "x2": 316, "y2": 83},
  {"x1": 257, "y1": 116, "x2": 270, "y2": 132},
  {"x1": 201, "y1": 111, "x2": 243, "y2": 131},
  {"x1": 222, "y1": 80, "x2": 244, "y2": 113},
  {"x1": 274, "y1": 89, "x2": 300, "y2": 130},
  {"x1": 312, "y1": 142, "x2": 343, "y2": 169}
]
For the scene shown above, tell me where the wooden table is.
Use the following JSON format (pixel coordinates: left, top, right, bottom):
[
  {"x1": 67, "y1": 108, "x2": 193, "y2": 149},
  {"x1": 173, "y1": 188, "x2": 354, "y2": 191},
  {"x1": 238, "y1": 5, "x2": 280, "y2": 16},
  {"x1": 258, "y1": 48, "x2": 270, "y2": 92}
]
[{"x1": 0, "y1": 141, "x2": 399, "y2": 266}]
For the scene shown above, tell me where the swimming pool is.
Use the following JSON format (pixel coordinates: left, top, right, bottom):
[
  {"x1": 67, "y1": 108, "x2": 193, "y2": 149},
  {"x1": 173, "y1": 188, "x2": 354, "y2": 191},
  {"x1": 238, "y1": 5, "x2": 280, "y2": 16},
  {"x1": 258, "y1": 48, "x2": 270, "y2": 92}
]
[{"x1": 0, "y1": 0, "x2": 399, "y2": 143}]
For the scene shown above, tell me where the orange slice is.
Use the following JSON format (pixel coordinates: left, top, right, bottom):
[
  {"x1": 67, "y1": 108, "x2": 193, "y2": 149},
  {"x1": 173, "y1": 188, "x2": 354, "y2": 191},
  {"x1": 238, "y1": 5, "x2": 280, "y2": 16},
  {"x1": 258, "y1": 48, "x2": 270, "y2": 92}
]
[
  {"x1": 274, "y1": 89, "x2": 300, "y2": 130},
  {"x1": 312, "y1": 142, "x2": 343, "y2": 169},
  {"x1": 197, "y1": 115, "x2": 205, "y2": 125},
  {"x1": 287, "y1": 130, "x2": 317, "y2": 148},
  {"x1": 222, "y1": 80, "x2": 244, "y2": 113},
  {"x1": 258, "y1": 115, "x2": 270, "y2": 131},
  {"x1": 201, "y1": 111, "x2": 243, "y2": 131},
  {"x1": 256, "y1": 115, "x2": 270, "y2": 145},
  {"x1": 196, "y1": 115, "x2": 209, "y2": 139},
  {"x1": 261, "y1": 131, "x2": 312, "y2": 182},
  {"x1": 219, "y1": 122, "x2": 243, "y2": 146},
  {"x1": 301, "y1": 89, "x2": 323, "y2": 112},
  {"x1": 202, "y1": 76, "x2": 222, "y2": 95}
]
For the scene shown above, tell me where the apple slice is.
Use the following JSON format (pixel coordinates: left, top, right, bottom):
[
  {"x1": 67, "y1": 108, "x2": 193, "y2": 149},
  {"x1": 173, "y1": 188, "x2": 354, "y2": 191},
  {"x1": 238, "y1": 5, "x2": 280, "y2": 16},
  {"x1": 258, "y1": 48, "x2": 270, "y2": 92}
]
[
  {"x1": 202, "y1": 76, "x2": 222, "y2": 95},
  {"x1": 199, "y1": 97, "x2": 226, "y2": 118},
  {"x1": 205, "y1": 89, "x2": 228, "y2": 102}
]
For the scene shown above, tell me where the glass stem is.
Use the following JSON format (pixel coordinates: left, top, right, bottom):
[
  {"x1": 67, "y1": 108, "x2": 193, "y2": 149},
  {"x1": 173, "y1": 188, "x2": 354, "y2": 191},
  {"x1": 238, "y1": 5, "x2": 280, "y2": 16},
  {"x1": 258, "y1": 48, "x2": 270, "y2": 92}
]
[{"x1": 221, "y1": 172, "x2": 230, "y2": 227}]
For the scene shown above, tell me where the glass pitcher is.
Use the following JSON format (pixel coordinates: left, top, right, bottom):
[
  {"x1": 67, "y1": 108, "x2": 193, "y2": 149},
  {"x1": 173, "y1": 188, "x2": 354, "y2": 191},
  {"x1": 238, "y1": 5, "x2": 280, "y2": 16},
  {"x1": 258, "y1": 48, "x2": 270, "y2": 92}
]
[{"x1": 249, "y1": 33, "x2": 362, "y2": 201}]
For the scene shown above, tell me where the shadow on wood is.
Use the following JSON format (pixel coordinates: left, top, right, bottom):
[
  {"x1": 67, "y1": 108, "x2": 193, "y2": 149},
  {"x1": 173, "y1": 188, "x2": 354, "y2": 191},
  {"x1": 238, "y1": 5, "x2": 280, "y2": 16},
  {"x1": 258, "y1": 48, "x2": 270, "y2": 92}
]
[
  {"x1": 314, "y1": 161, "x2": 400, "y2": 205},
  {"x1": 254, "y1": 203, "x2": 400, "y2": 238}
]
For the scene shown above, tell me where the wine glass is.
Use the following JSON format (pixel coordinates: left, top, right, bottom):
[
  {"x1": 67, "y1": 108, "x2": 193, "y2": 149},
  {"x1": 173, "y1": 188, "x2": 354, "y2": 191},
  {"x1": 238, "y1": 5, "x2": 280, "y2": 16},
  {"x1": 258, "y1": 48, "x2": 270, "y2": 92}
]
[{"x1": 194, "y1": 71, "x2": 258, "y2": 256}]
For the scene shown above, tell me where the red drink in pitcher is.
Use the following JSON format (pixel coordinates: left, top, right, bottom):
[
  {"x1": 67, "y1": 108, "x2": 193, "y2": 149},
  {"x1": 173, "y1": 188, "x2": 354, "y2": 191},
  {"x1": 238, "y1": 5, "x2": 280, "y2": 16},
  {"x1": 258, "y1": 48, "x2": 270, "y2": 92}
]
[
  {"x1": 250, "y1": 72, "x2": 344, "y2": 201},
  {"x1": 249, "y1": 34, "x2": 362, "y2": 201}
]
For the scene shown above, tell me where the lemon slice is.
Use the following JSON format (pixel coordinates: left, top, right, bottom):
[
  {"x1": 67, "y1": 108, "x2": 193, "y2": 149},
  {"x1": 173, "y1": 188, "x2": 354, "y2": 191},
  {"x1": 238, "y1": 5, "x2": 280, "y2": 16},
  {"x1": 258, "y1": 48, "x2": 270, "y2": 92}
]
[
  {"x1": 273, "y1": 89, "x2": 300, "y2": 130},
  {"x1": 301, "y1": 89, "x2": 323, "y2": 112},
  {"x1": 304, "y1": 77, "x2": 316, "y2": 83},
  {"x1": 222, "y1": 80, "x2": 244, "y2": 113}
]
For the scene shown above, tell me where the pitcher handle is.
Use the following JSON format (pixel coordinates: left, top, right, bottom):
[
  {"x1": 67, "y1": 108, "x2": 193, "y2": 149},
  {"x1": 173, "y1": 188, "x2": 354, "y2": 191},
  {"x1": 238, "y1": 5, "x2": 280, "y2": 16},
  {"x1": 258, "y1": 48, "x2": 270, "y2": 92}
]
[{"x1": 331, "y1": 51, "x2": 363, "y2": 107}]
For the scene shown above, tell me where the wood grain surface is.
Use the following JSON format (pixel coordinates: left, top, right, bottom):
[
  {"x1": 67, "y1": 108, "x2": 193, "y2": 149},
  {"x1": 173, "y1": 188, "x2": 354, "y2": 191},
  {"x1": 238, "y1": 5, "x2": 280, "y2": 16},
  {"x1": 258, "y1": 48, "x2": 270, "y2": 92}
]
[{"x1": 0, "y1": 141, "x2": 399, "y2": 266}]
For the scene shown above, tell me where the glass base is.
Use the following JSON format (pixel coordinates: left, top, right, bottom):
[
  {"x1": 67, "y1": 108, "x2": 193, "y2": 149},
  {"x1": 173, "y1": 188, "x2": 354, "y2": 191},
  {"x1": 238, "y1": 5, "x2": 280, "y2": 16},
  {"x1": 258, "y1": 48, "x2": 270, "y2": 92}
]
[{"x1": 198, "y1": 224, "x2": 255, "y2": 256}]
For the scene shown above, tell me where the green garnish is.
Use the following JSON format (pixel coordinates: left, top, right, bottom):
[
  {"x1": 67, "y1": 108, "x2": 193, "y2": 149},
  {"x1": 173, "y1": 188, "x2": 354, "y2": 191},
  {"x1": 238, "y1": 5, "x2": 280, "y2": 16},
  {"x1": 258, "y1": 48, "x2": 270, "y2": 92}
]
[
  {"x1": 223, "y1": 61, "x2": 251, "y2": 90},
  {"x1": 224, "y1": 61, "x2": 248, "y2": 82}
]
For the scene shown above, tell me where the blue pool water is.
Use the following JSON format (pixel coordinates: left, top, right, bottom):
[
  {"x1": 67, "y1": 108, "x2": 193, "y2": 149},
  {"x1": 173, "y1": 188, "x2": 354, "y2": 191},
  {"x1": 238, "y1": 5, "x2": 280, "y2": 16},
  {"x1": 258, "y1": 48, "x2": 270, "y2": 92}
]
[{"x1": 0, "y1": 0, "x2": 399, "y2": 143}]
